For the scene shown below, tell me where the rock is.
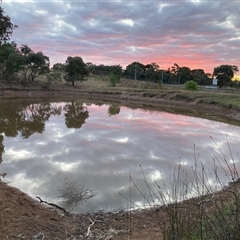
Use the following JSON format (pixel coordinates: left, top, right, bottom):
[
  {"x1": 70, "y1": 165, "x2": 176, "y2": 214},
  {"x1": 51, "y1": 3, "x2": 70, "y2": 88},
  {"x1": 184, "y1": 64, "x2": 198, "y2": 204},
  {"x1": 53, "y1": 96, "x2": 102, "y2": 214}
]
[{"x1": 32, "y1": 232, "x2": 45, "y2": 239}]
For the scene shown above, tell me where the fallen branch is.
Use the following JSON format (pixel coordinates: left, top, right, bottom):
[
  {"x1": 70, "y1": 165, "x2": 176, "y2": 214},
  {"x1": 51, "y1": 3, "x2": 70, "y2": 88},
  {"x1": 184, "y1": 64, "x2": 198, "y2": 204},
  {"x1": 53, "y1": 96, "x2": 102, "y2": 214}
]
[{"x1": 36, "y1": 196, "x2": 68, "y2": 213}]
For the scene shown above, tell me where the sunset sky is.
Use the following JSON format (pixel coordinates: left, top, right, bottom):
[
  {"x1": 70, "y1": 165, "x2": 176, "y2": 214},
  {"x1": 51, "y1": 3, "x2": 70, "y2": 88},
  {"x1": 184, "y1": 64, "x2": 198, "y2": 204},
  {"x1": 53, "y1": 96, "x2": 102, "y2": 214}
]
[{"x1": 2, "y1": 0, "x2": 240, "y2": 74}]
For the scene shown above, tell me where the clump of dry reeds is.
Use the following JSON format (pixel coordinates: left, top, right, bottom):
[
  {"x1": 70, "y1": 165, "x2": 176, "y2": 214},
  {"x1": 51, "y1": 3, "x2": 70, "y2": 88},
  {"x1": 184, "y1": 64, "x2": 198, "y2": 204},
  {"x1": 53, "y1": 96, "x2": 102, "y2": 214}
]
[{"x1": 122, "y1": 137, "x2": 240, "y2": 240}]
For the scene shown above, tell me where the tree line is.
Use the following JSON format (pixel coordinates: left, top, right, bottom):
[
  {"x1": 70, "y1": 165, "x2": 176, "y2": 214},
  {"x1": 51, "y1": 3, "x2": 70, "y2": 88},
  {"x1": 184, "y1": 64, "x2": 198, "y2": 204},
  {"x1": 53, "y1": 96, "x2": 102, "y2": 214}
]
[{"x1": 0, "y1": 5, "x2": 239, "y2": 88}]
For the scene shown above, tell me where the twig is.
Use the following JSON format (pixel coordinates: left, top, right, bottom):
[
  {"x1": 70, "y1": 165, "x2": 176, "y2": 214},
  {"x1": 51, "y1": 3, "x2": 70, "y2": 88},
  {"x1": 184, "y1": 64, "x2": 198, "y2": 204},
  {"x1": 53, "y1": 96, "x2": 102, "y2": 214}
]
[{"x1": 86, "y1": 218, "x2": 95, "y2": 237}]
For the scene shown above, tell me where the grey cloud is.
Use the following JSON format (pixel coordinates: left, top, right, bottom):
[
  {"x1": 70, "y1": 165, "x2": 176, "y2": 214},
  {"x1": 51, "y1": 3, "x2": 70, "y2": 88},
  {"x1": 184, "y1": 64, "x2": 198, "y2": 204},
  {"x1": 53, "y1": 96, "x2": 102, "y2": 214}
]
[{"x1": 2, "y1": 1, "x2": 240, "y2": 78}]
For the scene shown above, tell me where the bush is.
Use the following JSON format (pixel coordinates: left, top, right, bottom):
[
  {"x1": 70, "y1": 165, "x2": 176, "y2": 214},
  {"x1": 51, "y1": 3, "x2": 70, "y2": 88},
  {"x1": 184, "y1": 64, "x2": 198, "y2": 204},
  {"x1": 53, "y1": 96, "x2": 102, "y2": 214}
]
[
  {"x1": 184, "y1": 80, "x2": 199, "y2": 91},
  {"x1": 109, "y1": 72, "x2": 118, "y2": 87}
]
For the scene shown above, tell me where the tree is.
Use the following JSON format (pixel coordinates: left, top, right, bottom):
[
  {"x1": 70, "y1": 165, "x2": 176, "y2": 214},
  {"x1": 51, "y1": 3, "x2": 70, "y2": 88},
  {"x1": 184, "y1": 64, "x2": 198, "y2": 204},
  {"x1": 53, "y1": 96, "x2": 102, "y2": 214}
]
[
  {"x1": 144, "y1": 62, "x2": 160, "y2": 82},
  {"x1": 171, "y1": 64, "x2": 192, "y2": 84},
  {"x1": 0, "y1": 6, "x2": 17, "y2": 44},
  {"x1": 52, "y1": 63, "x2": 65, "y2": 72},
  {"x1": 213, "y1": 65, "x2": 239, "y2": 88},
  {"x1": 0, "y1": 42, "x2": 23, "y2": 79},
  {"x1": 20, "y1": 45, "x2": 50, "y2": 82},
  {"x1": 86, "y1": 62, "x2": 94, "y2": 73},
  {"x1": 86, "y1": 63, "x2": 122, "y2": 78},
  {"x1": 124, "y1": 62, "x2": 146, "y2": 80},
  {"x1": 64, "y1": 56, "x2": 89, "y2": 86},
  {"x1": 109, "y1": 65, "x2": 123, "y2": 79},
  {"x1": 191, "y1": 69, "x2": 211, "y2": 85},
  {"x1": 171, "y1": 63, "x2": 180, "y2": 84},
  {"x1": 177, "y1": 66, "x2": 192, "y2": 84}
]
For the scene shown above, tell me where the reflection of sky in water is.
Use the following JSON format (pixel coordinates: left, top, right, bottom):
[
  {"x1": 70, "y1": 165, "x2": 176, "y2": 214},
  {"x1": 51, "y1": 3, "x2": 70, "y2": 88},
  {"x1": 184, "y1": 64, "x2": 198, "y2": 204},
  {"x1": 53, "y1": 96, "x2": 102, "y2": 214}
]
[{"x1": 1, "y1": 103, "x2": 240, "y2": 213}]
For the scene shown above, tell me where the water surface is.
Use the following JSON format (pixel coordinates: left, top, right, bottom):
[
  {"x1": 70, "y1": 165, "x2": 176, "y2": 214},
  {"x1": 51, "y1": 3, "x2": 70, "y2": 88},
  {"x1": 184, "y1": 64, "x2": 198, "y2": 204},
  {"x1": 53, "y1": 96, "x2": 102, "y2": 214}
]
[{"x1": 0, "y1": 100, "x2": 239, "y2": 213}]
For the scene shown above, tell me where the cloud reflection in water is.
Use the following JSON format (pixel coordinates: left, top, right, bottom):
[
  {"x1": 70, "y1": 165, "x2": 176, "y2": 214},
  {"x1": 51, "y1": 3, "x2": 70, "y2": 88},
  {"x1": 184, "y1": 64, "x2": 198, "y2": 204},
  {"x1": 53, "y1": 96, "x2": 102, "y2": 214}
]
[{"x1": 1, "y1": 102, "x2": 240, "y2": 213}]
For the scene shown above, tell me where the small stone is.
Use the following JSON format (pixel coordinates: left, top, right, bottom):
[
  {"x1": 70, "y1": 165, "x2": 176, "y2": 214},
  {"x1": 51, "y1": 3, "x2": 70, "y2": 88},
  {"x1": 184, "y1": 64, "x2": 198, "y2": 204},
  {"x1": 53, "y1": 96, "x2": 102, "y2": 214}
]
[
  {"x1": 32, "y1": 232, "x2": 45, "y2": 239},
  {"x1": 17, "y1": 233, "x2": 23, "y2": 238}
]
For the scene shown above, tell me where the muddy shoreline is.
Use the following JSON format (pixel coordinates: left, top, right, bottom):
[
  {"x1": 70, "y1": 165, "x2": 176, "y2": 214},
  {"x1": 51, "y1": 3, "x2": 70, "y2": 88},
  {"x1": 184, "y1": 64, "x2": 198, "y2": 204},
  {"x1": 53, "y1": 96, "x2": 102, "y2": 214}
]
[{"x1": 2, "y1": 88, "x2": 240, "y2": 125}]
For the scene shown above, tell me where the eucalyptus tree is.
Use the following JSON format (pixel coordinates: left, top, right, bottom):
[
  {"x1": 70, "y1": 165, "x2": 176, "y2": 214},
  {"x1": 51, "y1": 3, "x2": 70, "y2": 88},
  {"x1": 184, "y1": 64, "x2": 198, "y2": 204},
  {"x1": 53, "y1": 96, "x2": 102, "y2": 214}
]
[
  {"x1": 0, "y1": 6, "x2": 17, "y2": 44},
  {"x1": 145, "y1": 62, "x2": 160, "y2": 82},
  {"x1": 64, "y1": 56, "x2": 89, "y2": 86},
  {"x1": 0, "y1": 42, "x2": 22, "y2": 79},
  {"x1": 171, "y1": 64, "x2": 192, "y2": 84},
  {"x1": 170, "y1": 63, "x2": 180, "y2": 84},
  {"x1": 20, "y1": 45, "x2": 50, "y2": 82},
  {"x1": 178, "y1": 66, "x2": 192, "y2": 84},
  {"x1": 191, "y1": 69, "x2": 211, "y2": 85},
  {"x1": 52, "y1": 63, "x2": 66, "y2": 72},
  {"x1": 124, "y1": 62, "x2": 146, "y2": 80},
  {"x1": 87, "y1": 63, "x2": 122, "y2": 78},
  {"x1": 213, "y1": 65, "x2": 239, "y2": 88}
]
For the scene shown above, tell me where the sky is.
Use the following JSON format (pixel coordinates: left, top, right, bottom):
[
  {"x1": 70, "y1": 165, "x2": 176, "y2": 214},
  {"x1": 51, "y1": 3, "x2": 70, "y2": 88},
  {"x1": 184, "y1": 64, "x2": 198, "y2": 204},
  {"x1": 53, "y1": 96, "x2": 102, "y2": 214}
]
[{"x1": 2, "y1": 0, "x2": 240, "y2": 74}]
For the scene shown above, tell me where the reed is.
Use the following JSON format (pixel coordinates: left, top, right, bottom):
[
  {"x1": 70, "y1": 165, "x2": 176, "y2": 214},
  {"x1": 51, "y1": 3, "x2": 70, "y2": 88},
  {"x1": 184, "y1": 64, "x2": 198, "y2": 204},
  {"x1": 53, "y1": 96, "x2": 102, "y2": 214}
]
[{"x1": 121, "y1": 138, "x2": 240, "y2": 239}]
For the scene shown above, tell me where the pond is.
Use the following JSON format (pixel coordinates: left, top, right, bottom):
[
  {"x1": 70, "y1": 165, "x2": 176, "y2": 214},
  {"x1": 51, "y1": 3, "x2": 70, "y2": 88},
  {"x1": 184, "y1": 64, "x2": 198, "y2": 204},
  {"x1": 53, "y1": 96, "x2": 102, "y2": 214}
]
[{"x1": 0, "y1": 99, "x2": 240, "y2": 213}]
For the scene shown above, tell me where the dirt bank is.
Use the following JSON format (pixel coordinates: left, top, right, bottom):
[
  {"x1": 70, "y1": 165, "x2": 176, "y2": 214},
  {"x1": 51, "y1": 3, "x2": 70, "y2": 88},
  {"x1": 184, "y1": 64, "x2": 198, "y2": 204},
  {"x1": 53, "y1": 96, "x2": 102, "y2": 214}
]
[
  {"x1": 1, "y1": 88, "x2": 240, "y2": 125},
  {"x1": 0, "y1": 180, "x2": 164, "y2": 240}
]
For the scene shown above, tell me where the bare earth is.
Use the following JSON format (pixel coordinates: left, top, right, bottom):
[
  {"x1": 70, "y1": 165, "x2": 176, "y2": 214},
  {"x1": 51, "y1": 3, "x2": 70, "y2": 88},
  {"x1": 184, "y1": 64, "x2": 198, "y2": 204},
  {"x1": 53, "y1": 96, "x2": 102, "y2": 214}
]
[{"x1": 1, "y1": 86, "x2": 240, "y2": 240}]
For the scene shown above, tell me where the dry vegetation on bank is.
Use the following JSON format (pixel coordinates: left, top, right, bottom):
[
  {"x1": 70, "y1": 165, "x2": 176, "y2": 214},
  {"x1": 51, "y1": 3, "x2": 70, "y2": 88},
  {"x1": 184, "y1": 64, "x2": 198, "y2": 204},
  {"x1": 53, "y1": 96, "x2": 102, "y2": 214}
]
[{"x1": 1, "y1": 75, "x2": 240, "y2": 108}]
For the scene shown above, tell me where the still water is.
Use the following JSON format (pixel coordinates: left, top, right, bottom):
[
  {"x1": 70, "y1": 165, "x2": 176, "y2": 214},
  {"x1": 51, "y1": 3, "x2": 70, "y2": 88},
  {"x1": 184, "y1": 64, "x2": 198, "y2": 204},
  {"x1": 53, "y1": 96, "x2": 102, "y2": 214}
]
[{"x1": 0, "y1": 100, "x2": 240, "y2": 213}]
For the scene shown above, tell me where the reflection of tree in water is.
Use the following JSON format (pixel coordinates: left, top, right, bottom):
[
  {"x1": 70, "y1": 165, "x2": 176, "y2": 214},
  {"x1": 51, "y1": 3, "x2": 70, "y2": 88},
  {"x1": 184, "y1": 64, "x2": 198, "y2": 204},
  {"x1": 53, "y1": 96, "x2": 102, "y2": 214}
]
[
  {"x1": 0, "y1": 102, "x2": 62, "y2": 139},
  {"x1": 64, "y1": 101, "x2": 89, "y2": 128},
  {"x1": 0, "y1": 101, "x2": 61, "y2": 164},
  {"x1": 108, "y1": 105, "x2": 121, "y2": 116},
  {"x1": 20, "y1": 103, "x2": 61, "y2": 138},
  {"x1": 0, "y1": 135, "x2": 4, "y2": 164}
]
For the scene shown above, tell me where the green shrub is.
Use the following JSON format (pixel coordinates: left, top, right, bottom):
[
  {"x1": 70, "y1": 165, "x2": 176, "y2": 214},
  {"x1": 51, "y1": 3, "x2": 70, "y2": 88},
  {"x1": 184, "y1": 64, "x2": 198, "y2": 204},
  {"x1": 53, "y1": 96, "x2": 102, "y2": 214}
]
[
  {"x1": 109, "y1": 72, "x2": 118, "y2": 87},
  {"x1": 184, "y1": 80, "x2": 199, "y2": 91}
]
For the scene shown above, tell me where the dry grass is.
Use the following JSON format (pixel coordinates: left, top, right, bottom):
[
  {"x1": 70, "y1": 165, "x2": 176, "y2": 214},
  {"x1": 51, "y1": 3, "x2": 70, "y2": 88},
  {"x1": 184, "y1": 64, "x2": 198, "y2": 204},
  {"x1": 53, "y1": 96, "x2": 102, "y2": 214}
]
[
  {"x1": 1, "y1": 74, "x2": 240, "y2": 111},
  {"x1": 123, "y1": 141, "x2": 240, "y2": 240}
]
